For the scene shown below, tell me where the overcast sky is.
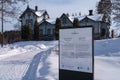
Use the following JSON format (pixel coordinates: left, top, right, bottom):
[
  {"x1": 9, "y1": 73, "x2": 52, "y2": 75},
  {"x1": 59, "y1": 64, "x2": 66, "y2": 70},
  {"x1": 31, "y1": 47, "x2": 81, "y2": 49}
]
[
  {"x1": 1, "y1": 0, "x2": 100, "y2": 31},
  {"x1": 29, "y1": 0, "x2": 100, "y2": 18}
]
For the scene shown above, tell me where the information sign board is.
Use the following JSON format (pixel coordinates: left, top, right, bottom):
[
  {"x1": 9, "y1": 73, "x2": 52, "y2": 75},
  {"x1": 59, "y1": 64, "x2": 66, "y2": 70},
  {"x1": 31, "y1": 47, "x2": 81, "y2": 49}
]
[{"x1": 59, "y1": 27, "x2": 94, "y2": 80}]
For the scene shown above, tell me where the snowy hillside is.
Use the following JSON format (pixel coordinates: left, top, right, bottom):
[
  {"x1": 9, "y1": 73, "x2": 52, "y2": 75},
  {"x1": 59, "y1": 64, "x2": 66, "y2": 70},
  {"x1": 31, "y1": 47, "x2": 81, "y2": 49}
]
[{"x1": 0, "y1": 38, "x2": 120, "y2": 80}]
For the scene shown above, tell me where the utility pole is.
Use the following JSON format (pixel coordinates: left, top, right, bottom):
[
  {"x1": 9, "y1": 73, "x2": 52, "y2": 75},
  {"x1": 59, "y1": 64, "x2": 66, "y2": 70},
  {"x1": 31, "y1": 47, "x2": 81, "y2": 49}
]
[{"x1": 1, "y1": 0, "x2": 4, "y2": 47}]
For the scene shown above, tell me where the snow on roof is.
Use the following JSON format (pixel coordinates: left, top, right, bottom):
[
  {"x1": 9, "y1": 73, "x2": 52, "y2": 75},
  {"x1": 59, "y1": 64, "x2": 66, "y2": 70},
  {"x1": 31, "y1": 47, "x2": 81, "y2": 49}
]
[
  {"x1": 77, "y1": 16, "x2": 86, "y2": 21},
  {"x1": 46, "y1": 18, "x2": 56, "y2": 24},
  {"x1": 69, "y1": 16, "x2": 86, "y2": 22},
  {"x1": 87, "y1": 14, "x2": 104, "y2": 21},
  {"x1": 35, "y1": 10, "x2": 46, "y2": 17},
  {"x1": 68, "y1": 14, "x2": 104, "y2": 22},
  {"x1": 68, "y1": 17, "x2": 74, "y2": 22}
]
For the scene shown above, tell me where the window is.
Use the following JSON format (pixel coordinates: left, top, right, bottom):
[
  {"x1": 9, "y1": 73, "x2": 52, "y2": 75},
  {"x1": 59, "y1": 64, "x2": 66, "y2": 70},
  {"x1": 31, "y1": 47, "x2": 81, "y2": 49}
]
[
  {"x1": 47, "y1": 29, "x2": 51, "y2": 35},
  {"x1": 53, "y1": 29, "x2": 55, "y2": 34},
  {"x1": 40, "y1": 29, "x2": 43, "y2": 35},
  {"x1": 28, "y1": 12, "x2": 31, "y2": 17},
  {"x1": 26, "y1": 20, "x2": 28, "y2": 24},
  {"x1": 30, "y1": 19, "x2": 33, "y2": 25},
  {"x1": 45, "y1": 15, "x2": 49, "y2": 19},
  {"x1": 63, "y1": 17, "x2": 67, "y2": 24},
  {"x1": 101, "y1": 28, "x2": 106, "y2": 36},
  {"x1": 26, "y1": 19, "x2": 33, "y2": 26}
]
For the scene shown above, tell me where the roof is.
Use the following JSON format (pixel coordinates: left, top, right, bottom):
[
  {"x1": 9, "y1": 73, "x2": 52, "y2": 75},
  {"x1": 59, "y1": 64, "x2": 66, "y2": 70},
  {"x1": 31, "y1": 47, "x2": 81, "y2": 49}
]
[
  {"x1": 39, "y1": 14, "x2": 104, "y2": 25},
  {"x1": 60, "y1": 13, "x2": 73, "y2": 24},
  {"x1": 68, "y1": 14, "x2": 104, "y2": 22},
  {"x1": 35, "y1": 10, "x2": 46, "y2": 17},
  {"x1": 68, "y1": 16, "x2": 85, "y2": 22},
  {"x1": 87, "y1": 14, "x2": 104, "y2": 21},
  {"x1": 39, "y1": 18, "x2": 56, "y2": 25},
  {"x1": 46, "y1": 18, "x2": 56, "y2": 24},
  {"x1": 19, "y1": 6, "x2": 46, "y2": 18}
]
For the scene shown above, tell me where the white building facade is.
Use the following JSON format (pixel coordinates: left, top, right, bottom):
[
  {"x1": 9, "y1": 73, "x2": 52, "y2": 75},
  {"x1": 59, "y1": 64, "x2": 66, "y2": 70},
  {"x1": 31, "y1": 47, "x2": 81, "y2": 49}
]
[
  {"x1": 20, "y1": 6, "x2": 110, "y2": 40},
  {"x1": 19, "y1": 6, "x2": 49, "y2": 31}
]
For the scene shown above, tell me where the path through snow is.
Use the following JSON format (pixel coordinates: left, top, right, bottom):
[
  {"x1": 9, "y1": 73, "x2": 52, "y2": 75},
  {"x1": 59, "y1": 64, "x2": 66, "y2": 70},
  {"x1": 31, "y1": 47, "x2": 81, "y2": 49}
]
[{"x1": 22, "y1": 48, "x2": 52, "y2": 80}]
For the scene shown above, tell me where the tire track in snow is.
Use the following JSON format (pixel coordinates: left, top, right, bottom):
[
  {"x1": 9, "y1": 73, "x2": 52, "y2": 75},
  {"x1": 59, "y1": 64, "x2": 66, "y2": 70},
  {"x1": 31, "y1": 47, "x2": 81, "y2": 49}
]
[{"x1": 22, "y1": 47, "x2": 53, "y2": 80}]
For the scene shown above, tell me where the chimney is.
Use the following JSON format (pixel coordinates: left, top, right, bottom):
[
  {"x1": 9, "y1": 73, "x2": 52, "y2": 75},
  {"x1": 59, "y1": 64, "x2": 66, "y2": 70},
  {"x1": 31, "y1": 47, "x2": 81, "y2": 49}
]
[
  {"x1": 89, "y1": 10, "x2": 93, "y2": 16},
  {"x1": 66, "y1": 13, "x2": 69, "y2": 17},
  {"x1": 35, "y1": 6, "x2": 38, "y2": 11}
]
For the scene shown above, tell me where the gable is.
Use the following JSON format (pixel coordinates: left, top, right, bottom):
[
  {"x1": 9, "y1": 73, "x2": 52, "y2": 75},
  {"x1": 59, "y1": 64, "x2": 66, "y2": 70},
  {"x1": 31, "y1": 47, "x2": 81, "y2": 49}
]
[
  {"x1": 60, "y1": 13, "x2": 73, "y2": 26},
  {"x1": 39, "y1": 21, "x2": 54, "y2": 26},
  {"x1": 19, "y1": 6, "x2": 49, "y2": 19},
  {"x1": 20, "y1": 7, "x2": 37, "y2": 18},
  {"x1": 80, "y1": 17, "x2": 96, "y2": 23}
]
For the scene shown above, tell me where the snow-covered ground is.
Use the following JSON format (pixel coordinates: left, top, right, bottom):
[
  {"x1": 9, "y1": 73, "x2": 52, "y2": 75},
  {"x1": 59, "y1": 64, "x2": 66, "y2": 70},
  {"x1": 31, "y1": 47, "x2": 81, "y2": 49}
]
[{"x1": 0, "y1": 38, "x2": 120, "y2": 80}]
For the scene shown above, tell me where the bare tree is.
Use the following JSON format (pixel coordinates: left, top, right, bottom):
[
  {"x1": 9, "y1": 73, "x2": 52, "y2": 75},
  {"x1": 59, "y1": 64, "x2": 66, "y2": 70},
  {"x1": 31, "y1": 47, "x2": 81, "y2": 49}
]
[
  {"x1": 73, "y1": 18, "x2": 79, "y2": 27},
  {"x1": 0, "y1": 0, "x2": 28, "y2": 47},
  {"x1": 112, "y1": 0, "x2": 120, "y2": 23},
  {"x1": 97, "y1": 0, "x2": 112, "y2": 23},
  {"x1": 14, "y1": 21, "x2": 21, "y2": 31}
]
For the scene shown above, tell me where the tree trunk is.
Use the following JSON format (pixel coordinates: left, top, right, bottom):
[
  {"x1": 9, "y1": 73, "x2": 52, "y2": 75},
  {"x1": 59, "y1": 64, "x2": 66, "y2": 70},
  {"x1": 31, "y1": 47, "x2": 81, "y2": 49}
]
[{"x1": 1, "y1": 0, "x2": 4, "y2": 47}]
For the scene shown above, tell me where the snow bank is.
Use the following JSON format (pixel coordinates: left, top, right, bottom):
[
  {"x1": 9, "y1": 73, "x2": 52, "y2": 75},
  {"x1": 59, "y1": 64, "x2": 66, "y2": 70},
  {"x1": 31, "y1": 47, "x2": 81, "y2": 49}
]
[
  {"x1": 95, "y1": 38, "x2": 120, "y2": 56},
  {"x1": 95, "y1": 56, "x2": 120, "y2": 80},
  {"x1": 0, "y1": 41, "x2": 58, "y2": 60},
  {"x1": 0, "y1": 39, "x2": 120, "y2": 80}
]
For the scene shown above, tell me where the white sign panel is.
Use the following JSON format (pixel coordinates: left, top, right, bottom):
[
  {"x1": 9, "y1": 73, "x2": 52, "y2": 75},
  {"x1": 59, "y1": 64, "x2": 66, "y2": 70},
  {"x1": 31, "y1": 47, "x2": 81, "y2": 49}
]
[{"x1": 59, "y1": 27, "x2": 93, "y2": 73}]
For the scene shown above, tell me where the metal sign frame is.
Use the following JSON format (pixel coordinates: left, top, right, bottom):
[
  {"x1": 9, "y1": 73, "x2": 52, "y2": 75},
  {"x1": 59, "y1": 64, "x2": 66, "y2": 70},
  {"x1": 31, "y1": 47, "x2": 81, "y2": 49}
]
[{"x1": 59, "y1": 26, "x2": 94, "y2": 80}]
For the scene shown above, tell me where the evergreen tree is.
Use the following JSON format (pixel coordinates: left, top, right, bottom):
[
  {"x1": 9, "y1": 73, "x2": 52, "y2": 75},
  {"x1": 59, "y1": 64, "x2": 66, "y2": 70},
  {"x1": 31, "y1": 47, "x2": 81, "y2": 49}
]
[
  {"x1": 21, "y1": 25, "x2": 26, "y2": 40},
  {"x1": 27, "y1": 24, "x2": 32, "y2": 40},
  {"x1": 0, "y1": 32, "x2": 1, "y2": 38},
  {"x1": 55, "y1": 18, "x2": 61, "y2": 40},
  {"x1": 34, "y1": 21, "x2": 40, "y2": 40},
  {"x1": 0, "y1": 32, "x2": 1, "y2": 44},
  {"x1": 73, "y1": 18, "x2": 79, "y2": 27},
  {"x1": 3, "y1": 30, "x2": 21, "y2": 44},
  {"x1": 97, "y1": 0, "x2": 112, "y2": 23},
  {"x1": 111, "y1": 30, "x2": 114, "y2": 38},
  {"x1": 21, "y1": 24, "x2": 32, "y2": 40}
]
